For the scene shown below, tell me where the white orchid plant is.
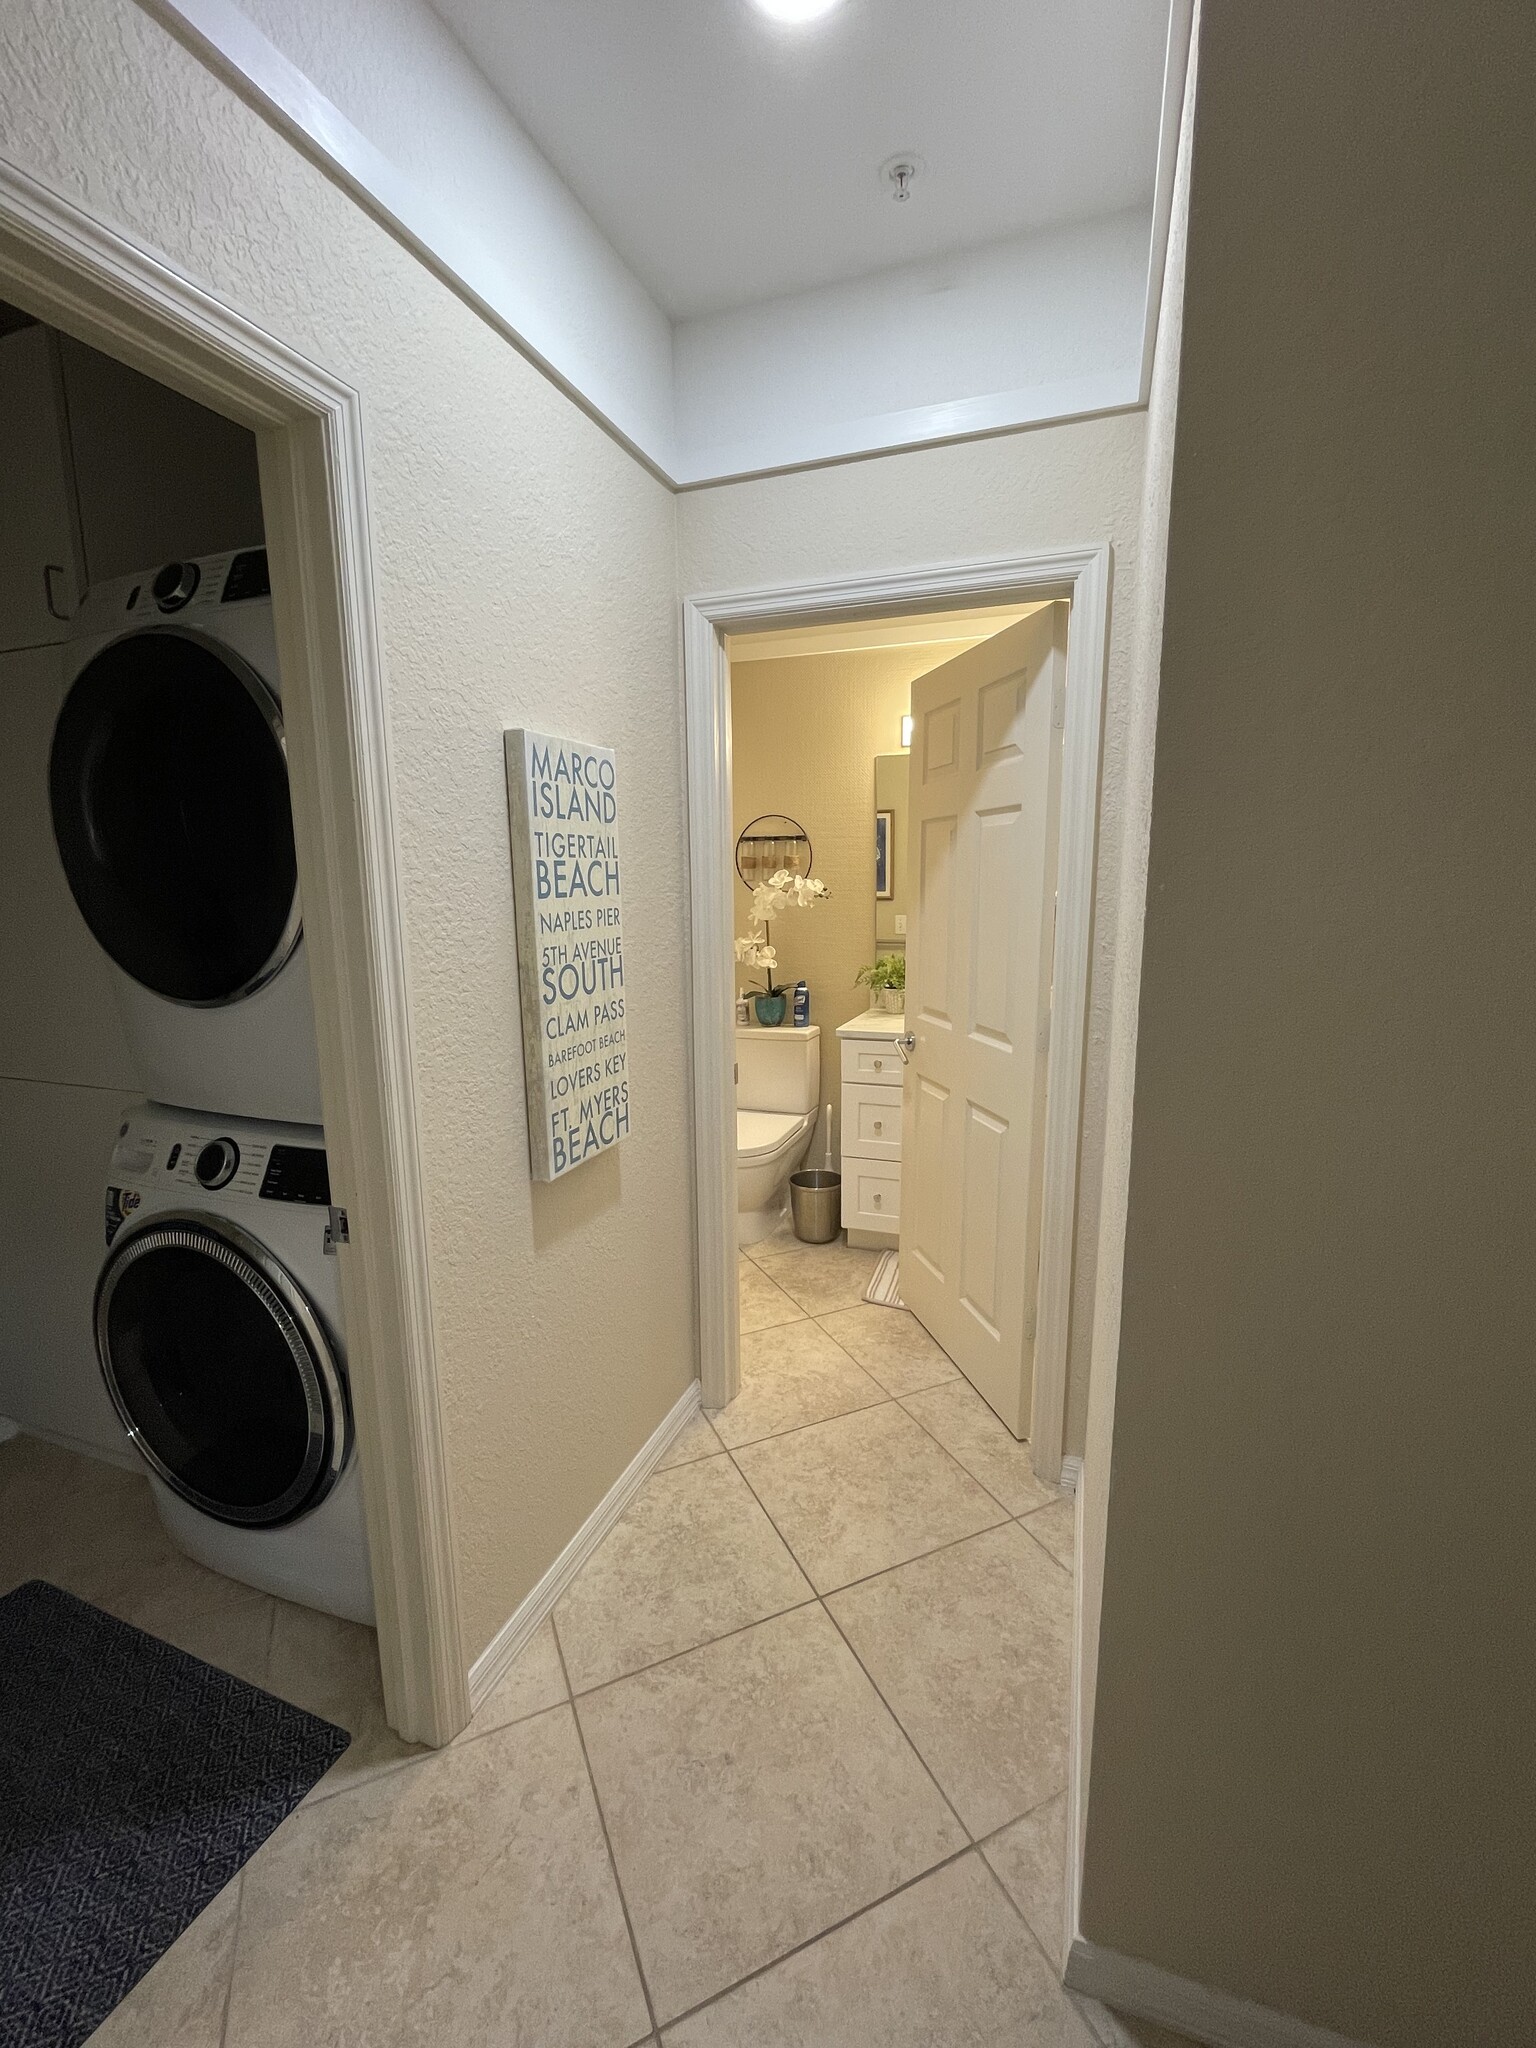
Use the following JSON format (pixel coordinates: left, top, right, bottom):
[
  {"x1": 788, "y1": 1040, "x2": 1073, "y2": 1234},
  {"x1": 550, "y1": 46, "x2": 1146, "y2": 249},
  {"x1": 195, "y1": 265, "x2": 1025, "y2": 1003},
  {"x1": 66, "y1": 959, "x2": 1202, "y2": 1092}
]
[{"x1": 735, "y1": 868, "x2": 830, "y2": 996}]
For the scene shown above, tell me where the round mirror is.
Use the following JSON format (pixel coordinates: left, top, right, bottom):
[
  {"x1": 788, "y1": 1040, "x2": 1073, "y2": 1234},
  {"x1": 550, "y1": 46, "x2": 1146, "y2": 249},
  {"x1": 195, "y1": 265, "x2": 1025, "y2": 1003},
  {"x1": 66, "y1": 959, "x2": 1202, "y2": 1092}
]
[{"x1": 736, "y1": 813, "x2": 812, "y2": 890}]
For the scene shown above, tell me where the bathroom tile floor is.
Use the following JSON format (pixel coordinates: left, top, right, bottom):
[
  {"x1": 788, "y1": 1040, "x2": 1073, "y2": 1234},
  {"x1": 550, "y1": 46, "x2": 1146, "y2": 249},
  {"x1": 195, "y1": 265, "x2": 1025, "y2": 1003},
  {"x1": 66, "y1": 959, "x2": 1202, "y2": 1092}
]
[{"x1": 1, "y1": 1234, "x2": 1099, "y2": 2047}]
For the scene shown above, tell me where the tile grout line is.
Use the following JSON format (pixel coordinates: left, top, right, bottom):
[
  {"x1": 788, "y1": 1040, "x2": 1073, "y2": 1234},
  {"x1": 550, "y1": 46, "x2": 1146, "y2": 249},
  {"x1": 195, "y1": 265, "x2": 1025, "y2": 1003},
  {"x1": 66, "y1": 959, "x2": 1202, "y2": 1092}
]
[
  {"x1": 720, "y1": 1446, "x2": 977, "y2": 1852},
  {"x1": 972, "y1": 1824, "x2": 1089, "y2": 2010},
  {"x1": 1015, "y1": 1511, "x2": 1075, "y2": 1579},
  {"x1": 558, "y1": 1483, "x2": 1048, "y2": 1706},
  {"x1": 816, "y1": 1591, "x2": 977, "y2": 1847},
  {"x1": 565, "y1": 1591, "x2": 821, "y2": 1702},
  {"x1": 971, "y1": 1781, "x2": 1072, "y2": 1853},
  {"x1": 652, "y1": 1839, "x2": 981, "y2": 2036},
  {"x1": 713, "y1": 1292, "x2": 910, "y2": 1448},
  {"x1": 721, "y1": 1396, "x2": 1019, "y2": 1581},
  {"x1": 550, "y1": 1613, "x2": 663, "y2": 2043},
  {"x1": 710, "y1": 1385, "x2": 895, "y2": 1455},
  {"x1": 785, "y1": 1505, "x2": 1014, "y2": 1602},
  {"x1": 892, "y1": 1385, "x2": 1053, "y2": 1524},
  {"x1": 216, "y1": 1870, "x2": 244, "y2": 2048}
]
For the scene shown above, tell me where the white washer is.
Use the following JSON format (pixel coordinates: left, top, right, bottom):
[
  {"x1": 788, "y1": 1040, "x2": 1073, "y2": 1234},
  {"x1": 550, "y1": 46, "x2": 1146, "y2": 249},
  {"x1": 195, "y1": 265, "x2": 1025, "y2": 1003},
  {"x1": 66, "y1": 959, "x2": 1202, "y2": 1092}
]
[
  {"x1": 50, "y1": 549, "x2": 323, "y2": 1126},
  {"x1": 96, "y1": 1101, "x2": 373, "y2": 1625}
]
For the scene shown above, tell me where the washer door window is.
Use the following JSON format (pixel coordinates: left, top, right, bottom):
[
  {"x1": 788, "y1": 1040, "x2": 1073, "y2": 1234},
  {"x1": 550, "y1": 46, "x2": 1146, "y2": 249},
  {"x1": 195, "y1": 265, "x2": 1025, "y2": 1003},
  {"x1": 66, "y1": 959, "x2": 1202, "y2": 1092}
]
[
  {"x1": 96, "y1": 1217, "x2": 348, "y2": 1527},
  {"x1": 50, "y1": 627, "x2": 300, "y2": 1006}
]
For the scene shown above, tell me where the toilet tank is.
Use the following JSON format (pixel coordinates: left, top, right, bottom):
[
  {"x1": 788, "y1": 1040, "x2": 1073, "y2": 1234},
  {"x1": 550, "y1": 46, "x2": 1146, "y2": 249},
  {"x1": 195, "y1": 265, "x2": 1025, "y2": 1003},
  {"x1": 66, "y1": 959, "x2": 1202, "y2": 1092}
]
[{"x1": 736, "y1": 1025, "x2": 820, "y2": 1113}]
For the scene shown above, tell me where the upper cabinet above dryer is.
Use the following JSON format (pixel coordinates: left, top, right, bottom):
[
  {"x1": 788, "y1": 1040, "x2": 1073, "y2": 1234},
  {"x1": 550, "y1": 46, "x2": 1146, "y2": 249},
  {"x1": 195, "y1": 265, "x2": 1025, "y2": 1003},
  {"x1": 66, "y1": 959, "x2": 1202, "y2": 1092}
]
[{"x1": 0, "y1": 321, "x2": 87, "y2": 653}]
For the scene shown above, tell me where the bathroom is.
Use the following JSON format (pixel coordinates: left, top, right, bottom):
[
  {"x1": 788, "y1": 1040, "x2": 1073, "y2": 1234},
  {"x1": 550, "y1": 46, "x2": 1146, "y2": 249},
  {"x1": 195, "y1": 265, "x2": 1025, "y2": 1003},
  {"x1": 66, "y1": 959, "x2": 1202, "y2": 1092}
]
[{"x1": 725, "y1": 603, "x2": 1047, "y2": 1385}]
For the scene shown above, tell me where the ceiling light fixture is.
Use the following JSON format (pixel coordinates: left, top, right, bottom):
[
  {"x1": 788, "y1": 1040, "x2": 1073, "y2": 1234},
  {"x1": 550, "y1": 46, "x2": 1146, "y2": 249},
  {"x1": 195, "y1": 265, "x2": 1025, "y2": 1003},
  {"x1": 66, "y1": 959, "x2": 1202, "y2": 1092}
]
[{"x1": 749, "y1": 0, "x2": 844, "y2": 25}]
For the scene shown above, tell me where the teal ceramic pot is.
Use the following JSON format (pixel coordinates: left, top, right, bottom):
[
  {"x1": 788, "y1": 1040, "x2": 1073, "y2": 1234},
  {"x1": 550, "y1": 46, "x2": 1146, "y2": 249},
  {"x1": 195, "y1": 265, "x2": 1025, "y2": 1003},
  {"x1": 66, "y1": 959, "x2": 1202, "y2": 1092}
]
[{"x1": 753, "y1": 992, "x2": 788, "y2": 1027}]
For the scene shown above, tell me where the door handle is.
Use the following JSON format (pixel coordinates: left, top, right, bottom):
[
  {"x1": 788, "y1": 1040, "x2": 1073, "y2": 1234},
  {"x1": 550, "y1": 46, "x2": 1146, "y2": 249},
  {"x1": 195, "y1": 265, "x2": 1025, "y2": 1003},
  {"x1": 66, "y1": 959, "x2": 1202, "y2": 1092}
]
[{"x1": 895, "y1": 1032, "x2": 916, "y2": 1064}]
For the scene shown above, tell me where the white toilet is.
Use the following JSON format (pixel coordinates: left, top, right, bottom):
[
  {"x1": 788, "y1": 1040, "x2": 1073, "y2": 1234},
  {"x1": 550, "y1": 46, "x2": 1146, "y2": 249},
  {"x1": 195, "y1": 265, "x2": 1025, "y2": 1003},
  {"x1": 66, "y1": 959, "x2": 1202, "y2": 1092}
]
[{"x1": 736, "y1": 1025, "x2": 821, "y2": 1246}]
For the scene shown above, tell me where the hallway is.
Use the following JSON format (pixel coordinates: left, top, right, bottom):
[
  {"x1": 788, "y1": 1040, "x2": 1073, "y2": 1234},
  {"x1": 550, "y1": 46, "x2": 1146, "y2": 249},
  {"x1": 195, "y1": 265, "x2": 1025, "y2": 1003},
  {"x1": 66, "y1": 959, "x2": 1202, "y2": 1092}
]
[{"x1": 4, "y1": 1234, "x2": 1092, "y2": 2046}]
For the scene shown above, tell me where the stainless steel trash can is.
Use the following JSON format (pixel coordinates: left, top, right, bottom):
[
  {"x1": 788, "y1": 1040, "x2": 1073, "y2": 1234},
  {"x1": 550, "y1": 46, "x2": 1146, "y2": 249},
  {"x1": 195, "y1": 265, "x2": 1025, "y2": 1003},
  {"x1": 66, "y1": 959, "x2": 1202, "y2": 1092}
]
[{"x1": 790, "y1": 1169, "x2": 841, "y2": 1244}]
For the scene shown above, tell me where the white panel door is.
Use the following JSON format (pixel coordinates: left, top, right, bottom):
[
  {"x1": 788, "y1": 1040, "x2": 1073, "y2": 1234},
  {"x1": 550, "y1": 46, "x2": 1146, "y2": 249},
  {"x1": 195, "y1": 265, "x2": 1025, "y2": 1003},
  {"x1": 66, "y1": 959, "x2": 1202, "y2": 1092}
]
[{"x1": 900, "y1": 605, "x2": 1067, "y2": 1438}]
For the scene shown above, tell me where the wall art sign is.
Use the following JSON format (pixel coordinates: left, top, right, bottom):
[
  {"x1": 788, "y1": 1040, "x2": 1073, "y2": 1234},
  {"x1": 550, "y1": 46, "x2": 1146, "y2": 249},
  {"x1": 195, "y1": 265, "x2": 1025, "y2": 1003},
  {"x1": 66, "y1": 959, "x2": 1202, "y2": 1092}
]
[{"x1": 504, "y1": 729, "x2": 630, "y2": 1181}]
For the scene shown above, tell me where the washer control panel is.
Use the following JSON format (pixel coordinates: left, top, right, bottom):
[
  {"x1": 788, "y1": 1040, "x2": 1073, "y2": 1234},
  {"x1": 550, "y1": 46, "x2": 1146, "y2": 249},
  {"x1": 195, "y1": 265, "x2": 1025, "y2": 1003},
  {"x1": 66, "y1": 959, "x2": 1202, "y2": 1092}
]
[{"x1": 105, "y1": 1113, "x2": 330, "y2": 1242}]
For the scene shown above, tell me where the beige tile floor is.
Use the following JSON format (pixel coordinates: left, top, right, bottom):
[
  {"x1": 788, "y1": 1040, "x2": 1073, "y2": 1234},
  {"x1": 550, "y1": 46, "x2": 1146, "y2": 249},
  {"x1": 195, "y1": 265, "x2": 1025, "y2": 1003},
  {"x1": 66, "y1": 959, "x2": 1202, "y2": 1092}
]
[{"x1": 1, "y1": 1234, "x2": 1101, "y2": 2046}]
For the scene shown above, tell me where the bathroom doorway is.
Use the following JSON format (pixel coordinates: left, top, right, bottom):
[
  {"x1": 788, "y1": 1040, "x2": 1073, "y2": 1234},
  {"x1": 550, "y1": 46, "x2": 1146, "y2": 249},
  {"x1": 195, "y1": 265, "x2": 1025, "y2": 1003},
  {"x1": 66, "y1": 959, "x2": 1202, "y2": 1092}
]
[{"x1": 684, "y1": 550, "x2": 1111, "y2": 1486}]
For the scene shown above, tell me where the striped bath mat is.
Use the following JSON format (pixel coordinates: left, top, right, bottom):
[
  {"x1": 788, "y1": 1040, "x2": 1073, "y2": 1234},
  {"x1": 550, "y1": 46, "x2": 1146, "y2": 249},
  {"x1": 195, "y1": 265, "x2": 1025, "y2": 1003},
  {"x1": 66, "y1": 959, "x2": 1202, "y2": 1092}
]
[{"x1": 863, "y1": 1249, "x2": 904, "y2": 1308}]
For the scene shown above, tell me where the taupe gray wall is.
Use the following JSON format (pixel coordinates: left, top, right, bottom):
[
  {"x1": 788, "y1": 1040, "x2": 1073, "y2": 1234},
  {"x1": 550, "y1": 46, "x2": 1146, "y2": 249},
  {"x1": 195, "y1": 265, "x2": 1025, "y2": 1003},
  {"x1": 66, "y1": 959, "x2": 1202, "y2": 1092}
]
[
  {"x1": 2, "y1": 0, "x2": 694, "y2": 1668},
  {"x1": 1081, "y1": 6, "x2": 1536, "y2": 2041}
]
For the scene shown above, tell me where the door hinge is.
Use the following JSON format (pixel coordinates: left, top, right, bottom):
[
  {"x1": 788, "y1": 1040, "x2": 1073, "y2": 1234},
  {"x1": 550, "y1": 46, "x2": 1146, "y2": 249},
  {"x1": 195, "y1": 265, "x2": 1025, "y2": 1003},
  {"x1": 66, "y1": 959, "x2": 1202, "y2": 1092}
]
[{"x1": 324, "y1": 1205, "x2": 350, "y2": 1255}]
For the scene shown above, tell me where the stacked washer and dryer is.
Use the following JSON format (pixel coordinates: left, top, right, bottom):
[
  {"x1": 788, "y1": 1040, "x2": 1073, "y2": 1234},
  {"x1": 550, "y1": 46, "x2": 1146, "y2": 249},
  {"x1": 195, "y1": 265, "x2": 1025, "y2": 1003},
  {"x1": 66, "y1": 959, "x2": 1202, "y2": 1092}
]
[{"x1": 48, "y1": 550, "x2": 373, "y2": 1623}]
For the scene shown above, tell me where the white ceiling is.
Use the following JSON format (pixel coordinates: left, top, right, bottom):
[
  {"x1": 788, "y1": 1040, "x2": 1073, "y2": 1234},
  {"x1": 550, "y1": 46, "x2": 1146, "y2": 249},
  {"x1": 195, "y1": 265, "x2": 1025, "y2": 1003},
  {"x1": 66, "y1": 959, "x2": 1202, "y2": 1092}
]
[{"x1": 429, "y1": 0, "x2": 1173, "y2": 319}]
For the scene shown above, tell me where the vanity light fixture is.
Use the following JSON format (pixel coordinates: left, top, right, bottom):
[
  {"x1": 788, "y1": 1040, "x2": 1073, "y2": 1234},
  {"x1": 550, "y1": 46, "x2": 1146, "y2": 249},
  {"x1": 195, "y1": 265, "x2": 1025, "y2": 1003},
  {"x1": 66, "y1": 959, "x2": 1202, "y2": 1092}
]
[
  {"x1": 748, "y1": 0, "x2": 844, "y2": 23},
  {"x1": 900, "y1": 715, "x2": 914, "y2": 749}
]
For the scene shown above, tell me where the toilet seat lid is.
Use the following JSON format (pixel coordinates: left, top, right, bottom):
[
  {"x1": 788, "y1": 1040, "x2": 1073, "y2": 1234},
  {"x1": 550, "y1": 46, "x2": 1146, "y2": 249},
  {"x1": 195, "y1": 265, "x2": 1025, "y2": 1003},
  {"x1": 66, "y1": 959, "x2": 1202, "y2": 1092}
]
[{"x1": 737, "y1": 1108, "x2": 806, "y2": 1160}]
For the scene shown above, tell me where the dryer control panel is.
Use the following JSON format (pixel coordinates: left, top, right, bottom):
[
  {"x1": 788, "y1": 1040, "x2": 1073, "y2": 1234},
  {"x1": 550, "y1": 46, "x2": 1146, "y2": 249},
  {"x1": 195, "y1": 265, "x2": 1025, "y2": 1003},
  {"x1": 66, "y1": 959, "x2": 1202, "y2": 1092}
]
[{"x1": 72, "y1": 548, "x2": 270, "y2": 636}]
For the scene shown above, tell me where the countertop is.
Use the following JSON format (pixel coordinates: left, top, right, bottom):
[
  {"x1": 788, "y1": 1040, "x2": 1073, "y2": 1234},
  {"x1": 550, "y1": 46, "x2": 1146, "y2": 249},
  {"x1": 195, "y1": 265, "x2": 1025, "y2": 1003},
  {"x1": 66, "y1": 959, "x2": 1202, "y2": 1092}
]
[{"x1": 836, "y1": 1008, "x2": 906, "y2": 1038}]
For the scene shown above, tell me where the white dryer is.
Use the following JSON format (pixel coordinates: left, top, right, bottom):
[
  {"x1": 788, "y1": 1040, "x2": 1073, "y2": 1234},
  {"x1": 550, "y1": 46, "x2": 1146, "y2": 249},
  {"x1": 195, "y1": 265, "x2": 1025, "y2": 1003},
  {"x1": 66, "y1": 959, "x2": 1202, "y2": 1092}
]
[
  {"x1": 95, "y1": 1101, "x2": 373, "y2": 1625},
  {"x1": 50, "y1": 549, "x2": 323, "y2": 1126}
]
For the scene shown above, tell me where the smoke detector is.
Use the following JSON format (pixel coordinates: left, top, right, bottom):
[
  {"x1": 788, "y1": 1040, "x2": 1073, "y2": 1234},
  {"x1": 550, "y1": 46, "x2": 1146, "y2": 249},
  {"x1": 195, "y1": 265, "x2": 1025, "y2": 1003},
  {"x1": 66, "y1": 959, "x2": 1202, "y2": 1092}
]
[{"x1": 880, "y1": 153, "x2": 924, "y2": 203}]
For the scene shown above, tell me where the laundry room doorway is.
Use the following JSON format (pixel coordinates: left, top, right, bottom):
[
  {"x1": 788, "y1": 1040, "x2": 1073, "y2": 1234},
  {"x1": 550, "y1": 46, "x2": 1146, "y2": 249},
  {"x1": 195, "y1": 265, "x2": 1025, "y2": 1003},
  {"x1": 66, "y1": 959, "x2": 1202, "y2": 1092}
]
[{"x1": 0, "y1": 164, "x2": 466, "y2": 1747}]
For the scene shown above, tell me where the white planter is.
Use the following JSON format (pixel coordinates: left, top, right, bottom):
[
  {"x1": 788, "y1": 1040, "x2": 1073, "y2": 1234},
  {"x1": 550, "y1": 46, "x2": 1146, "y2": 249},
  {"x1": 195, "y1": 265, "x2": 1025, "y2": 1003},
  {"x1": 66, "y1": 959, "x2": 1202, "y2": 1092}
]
[{"x1": 876, "y1": 988, "x2": 904, "y2": 1012}]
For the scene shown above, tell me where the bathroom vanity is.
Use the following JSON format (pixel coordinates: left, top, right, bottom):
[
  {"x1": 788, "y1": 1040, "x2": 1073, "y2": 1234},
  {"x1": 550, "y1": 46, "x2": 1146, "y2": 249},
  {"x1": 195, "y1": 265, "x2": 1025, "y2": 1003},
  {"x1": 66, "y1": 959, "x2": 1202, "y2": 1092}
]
[{"x1": 836, "y1": 1008, "x2": 905, "y2": 1247}]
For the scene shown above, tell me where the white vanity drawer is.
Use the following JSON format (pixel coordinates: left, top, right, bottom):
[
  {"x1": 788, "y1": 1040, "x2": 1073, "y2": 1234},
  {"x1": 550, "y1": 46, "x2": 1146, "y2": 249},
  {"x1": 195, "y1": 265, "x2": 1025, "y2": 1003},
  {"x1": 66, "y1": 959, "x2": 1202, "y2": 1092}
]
[
  {"x1": 840, "y1": 1037, "x2": 902, "y2": 1084},
  {"x1": 841, "y1": 1159, "x2": 900, "y2": 1233},
  {"x1": 841, "y1": 1082, "x2": 903, "y2": 1161}
]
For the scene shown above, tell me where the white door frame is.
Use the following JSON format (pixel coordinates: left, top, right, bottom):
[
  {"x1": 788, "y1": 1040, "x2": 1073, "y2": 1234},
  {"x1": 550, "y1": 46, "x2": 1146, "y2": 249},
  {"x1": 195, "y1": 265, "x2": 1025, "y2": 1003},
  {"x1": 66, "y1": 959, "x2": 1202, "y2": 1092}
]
[
  {"x1": 683, "y1": 545, "x2": 1111, "y2": 1481},
  {"x1": 0, "y1": 158, "x2": 469, "y2": 1743}
]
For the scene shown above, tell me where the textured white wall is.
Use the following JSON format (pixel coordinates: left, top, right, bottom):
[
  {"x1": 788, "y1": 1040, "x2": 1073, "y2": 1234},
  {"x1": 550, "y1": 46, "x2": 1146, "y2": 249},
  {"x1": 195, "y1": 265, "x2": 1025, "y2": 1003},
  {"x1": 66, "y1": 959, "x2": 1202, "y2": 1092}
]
[
  {"x1": 224, "y1": 0, "x2": 676, "y2": 462},
  {"x1": 680, "y1": 412, "x2": 1150, "y2": 1456},
  {"x1": 1, "y1": 0, "x2": 694, "y2": 1667},
  {"x1": 675, "y1": 211, "x2": 1150, "y2": 481},
  {"x1": 144, "y1": 0, "x2": 1160, "y2": 482}
]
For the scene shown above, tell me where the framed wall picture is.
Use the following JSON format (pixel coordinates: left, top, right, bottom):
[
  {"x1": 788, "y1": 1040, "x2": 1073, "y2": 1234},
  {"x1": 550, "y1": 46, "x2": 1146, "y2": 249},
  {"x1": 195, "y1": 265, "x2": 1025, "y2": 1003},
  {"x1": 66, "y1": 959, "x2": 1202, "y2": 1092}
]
[{"x1": 875, "y1": 808, "x2": 894, "y2": 900}]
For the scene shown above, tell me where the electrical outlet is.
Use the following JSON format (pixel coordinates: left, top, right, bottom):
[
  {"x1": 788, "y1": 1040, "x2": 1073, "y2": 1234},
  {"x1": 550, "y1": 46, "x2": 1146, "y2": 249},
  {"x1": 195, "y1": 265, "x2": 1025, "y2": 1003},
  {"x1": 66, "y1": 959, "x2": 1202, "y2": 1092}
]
[{"x1": 894, "y1": 913, "x2": 907, "y2": 936}]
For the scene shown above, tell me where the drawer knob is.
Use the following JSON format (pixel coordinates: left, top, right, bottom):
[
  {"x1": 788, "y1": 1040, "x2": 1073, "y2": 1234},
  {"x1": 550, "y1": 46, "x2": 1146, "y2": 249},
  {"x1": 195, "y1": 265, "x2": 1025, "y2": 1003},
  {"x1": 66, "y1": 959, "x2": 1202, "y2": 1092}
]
[
  {"x1": 873, "y1": 1120, "x2": 883, "y2": 1132},
  {"x1": 872, "y1": 1192, "x2": 882, "y2": 1206},
  {"x1": 873, "y1": 1059, "x2": 883, "y2": 1070}
]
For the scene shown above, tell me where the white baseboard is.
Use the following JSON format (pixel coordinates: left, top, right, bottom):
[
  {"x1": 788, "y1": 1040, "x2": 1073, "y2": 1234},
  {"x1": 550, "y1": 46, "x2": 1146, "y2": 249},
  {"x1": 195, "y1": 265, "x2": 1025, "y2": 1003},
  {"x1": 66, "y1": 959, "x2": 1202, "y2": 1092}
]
[
  {"x1": 467, "y1": 1379, "x2": 702, "y2": 1710},
  {"x1": 1060, "y1": 1453, "x2": 1083, "y2": 1495},
  {"x1": 1065, "y1": 1939, "x2": 1372, "y2": 2048}
]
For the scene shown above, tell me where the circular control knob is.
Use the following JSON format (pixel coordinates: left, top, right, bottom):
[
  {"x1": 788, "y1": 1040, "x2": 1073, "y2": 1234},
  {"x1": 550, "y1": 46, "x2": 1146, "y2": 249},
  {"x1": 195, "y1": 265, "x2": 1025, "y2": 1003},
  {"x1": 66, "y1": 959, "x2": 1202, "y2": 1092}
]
[
  {"x1": 151, "y1": 559, "x2": 200, "y2": 612},
  {"x1": 194, "y1": 1137, "x2": 240, "y2": 1190}
]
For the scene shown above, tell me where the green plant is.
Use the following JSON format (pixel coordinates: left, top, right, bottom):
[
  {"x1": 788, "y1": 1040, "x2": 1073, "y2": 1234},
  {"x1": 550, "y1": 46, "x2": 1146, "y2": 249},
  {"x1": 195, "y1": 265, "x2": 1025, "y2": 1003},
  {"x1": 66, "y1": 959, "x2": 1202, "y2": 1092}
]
[{"x1": 855, "y1": 953, "x2": 906, "y2": 994}]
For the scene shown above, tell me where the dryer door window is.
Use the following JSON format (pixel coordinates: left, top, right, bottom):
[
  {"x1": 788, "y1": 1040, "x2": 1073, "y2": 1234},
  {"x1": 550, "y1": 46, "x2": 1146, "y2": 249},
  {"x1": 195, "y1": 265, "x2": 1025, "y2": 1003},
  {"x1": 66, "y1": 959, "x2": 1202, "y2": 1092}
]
[
  {"x1": 50, "y1": 626, "x2": 300, "y2": 1006},
  {"x1": 95, "y1": 1218, "x2": 348, "y2": 1528}
]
